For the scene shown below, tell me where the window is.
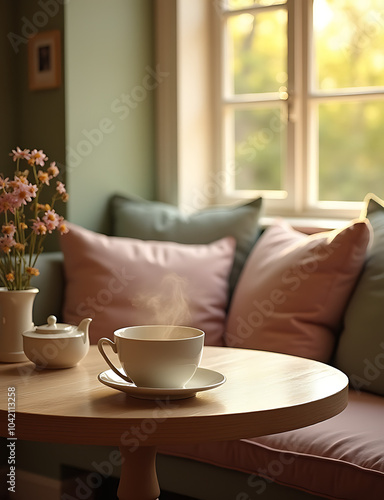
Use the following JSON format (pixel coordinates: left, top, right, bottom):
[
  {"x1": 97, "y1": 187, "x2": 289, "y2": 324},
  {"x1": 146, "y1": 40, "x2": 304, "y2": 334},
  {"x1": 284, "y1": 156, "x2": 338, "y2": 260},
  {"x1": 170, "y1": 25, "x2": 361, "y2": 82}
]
[{"x1": 215, "y1": 0, "x2": 384, "y2": 219}]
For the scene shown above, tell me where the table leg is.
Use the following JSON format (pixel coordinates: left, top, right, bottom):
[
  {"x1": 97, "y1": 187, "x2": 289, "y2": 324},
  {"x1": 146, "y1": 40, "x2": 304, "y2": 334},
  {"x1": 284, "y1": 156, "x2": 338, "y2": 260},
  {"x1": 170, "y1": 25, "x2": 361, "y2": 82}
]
[{"x1": 118, "y1": 445, "x2": 160, "y2": 500}]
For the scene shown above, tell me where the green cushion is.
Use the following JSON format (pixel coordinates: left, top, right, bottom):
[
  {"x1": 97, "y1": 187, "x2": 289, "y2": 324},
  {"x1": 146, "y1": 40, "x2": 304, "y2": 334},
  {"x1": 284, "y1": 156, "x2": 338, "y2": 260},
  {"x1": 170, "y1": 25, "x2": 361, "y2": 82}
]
[
  {"x1": 334, "y1": 193, "x2": 384, "y2": 396},
  {"x1": 110, "y1": 194, "x2": 263, "y2": 299}
]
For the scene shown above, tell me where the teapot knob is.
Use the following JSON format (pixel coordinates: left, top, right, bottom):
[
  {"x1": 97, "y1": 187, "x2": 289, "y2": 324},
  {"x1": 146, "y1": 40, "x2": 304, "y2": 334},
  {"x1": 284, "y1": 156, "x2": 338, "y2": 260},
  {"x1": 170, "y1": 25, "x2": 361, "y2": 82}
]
[{"x1": 47, "y1": 315, "x2": 57, "y2": 328}]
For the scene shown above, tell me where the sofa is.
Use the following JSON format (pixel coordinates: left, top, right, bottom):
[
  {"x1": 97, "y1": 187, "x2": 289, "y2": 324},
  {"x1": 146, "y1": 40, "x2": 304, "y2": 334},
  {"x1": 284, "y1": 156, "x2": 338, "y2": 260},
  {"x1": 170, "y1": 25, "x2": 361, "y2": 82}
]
[{"x1": 18, "y1": 193, "x2": 384, "y2": 499}]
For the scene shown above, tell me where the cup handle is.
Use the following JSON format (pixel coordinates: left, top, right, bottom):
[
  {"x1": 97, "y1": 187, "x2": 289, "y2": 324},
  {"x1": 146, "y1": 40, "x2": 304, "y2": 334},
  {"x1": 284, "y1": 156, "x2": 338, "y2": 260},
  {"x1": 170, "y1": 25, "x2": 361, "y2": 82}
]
[{"x1": 97, "y1": 337, "x2": 133, "y2": 384}]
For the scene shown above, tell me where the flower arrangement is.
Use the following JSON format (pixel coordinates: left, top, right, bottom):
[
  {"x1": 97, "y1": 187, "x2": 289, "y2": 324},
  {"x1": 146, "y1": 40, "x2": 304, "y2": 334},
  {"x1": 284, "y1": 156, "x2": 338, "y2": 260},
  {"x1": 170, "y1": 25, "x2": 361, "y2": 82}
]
[{"x1": 0, "y1": 147, "x2": 69, "y2": 290}]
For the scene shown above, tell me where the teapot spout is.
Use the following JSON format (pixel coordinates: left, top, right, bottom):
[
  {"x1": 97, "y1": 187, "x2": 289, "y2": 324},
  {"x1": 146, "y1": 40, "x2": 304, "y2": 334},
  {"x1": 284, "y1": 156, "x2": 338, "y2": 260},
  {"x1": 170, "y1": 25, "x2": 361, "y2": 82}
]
[{"x1": 78, "y1": 318, "x2": 92, "y2": 344}]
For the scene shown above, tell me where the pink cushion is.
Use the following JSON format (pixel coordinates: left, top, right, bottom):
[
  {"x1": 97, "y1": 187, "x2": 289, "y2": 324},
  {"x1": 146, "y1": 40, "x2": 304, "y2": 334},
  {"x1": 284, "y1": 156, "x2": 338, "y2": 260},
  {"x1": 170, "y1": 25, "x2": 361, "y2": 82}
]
[
  {"x1": 159, "y1": 389, "x2": 384, "y2": 499},
  {"x1": 60, "y1": 223, "x2": 236, "y2": 345},
  {"x1": 225, "y1": 219, "x2": 370, "y2": 362}
]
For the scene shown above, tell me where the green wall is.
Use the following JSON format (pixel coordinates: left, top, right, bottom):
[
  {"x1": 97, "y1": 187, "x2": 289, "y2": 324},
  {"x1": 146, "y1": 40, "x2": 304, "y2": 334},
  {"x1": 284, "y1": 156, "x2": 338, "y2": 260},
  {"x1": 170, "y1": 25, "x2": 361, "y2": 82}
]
[
  {"x1": 1, "y1": 0, "x2": 155, "y2": 235},
  {"x1": 65, "y1": 0, "x2": 155, "y2": 232},
  {"x1": 17, "y1": 0, "x2": 66, "y2": 176},
  {"x1": 0, "y1": 1, "x2": 17, "y2": 157}
]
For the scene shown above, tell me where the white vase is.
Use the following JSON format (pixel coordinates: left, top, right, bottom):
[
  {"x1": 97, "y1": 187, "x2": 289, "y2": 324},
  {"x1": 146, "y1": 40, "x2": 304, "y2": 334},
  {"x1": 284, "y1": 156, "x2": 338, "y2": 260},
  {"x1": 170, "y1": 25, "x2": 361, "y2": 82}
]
[{"x1": 0, "y1": 287, "x2": 39, "y2": 363}]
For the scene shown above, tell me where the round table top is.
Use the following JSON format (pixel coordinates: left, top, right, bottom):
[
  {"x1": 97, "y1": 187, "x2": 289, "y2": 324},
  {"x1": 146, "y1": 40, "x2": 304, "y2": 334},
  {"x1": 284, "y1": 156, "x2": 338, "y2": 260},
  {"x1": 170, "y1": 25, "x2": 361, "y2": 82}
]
[{"x1": 0, "y1": 345, "x2": 348, "y2": 447}]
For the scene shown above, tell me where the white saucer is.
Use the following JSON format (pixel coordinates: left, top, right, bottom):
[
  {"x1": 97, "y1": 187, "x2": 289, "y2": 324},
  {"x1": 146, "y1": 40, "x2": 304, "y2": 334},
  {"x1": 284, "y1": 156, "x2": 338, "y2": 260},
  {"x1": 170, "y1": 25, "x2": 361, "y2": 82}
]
[{"x1": 98, "y1": 367, "x2": 226, "y2": 400}]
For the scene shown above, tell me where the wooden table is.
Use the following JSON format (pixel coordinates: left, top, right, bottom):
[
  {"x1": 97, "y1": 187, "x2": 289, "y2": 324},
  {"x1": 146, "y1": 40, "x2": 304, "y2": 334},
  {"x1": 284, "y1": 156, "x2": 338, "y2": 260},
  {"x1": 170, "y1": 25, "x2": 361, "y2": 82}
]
[{"x1": 0, "y1": 345, "x2": 348, "y2": 500}]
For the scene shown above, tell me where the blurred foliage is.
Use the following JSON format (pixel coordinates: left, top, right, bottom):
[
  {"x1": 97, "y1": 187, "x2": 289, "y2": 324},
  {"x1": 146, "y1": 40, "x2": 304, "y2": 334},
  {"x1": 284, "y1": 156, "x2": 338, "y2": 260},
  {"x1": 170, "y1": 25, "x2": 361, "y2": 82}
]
[
  {"x1": 314, "y1": 0, "x2": 384, "y2": 89},
  {"x1": 234, "y1": 107, "x2": 285, "y2": 190},
  {"x1": 228, "y1": 10, "x2": 287, "y2": 94},
  {"x1": 229, "y1": 0, "x2": 384, "y2": 201},
  {"x1": 319, "y1": 100, "x2": 384, "y2": 201}
]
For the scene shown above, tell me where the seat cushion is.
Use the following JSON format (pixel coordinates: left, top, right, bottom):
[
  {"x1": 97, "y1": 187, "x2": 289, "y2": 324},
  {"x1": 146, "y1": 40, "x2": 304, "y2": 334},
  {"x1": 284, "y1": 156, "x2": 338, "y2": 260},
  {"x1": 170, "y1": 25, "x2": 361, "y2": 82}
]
[{"x1": 159, "y1": 390, "x2": 384, "y2": 500}]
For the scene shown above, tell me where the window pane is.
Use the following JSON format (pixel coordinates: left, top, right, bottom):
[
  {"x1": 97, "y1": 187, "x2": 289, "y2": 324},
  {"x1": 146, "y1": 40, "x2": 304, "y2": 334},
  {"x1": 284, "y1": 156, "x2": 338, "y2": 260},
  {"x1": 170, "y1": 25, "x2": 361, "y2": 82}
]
[
  {"x1": 318, "y1": 100, "x2": 384, "y2": 201},
  {"x1": 226, "y1": 9, "x2": 287, "y2": 94},
  {"x1": 313, "y1": 0, "x2": 384, "y2": 90},
  {"x1": 226, "y1": 0, "x2": 286, "y2": 9},
  {"x1": 232, "y1": 107, "x2": 286, "y2": 190}
]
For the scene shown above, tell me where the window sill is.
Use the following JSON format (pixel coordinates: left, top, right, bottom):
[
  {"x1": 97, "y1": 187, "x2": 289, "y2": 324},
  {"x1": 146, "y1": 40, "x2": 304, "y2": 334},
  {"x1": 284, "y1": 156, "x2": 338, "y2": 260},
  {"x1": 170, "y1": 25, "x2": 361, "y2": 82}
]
[{"x1": 260, "y1": 215, "x2": 355, "y2": 232}]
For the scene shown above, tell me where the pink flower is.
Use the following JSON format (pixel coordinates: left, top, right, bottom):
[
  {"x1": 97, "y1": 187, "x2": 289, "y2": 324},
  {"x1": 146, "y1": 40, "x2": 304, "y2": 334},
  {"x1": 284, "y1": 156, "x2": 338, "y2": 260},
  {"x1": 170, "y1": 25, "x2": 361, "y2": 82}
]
[
  {"x1": 58, "y1": 219, "x2": 69, "y2": 234},
  {"x1": 0, "y1": 193, "x2": 17, "y2": 214},
  {"x1": 9, "y1": 147, "x2": 30, "y2": 162},
  {"x1": 29, "y1": 149, "x2": 47, "y2": 167},
  {"x1": 15, "y1": 175, "x2": 29, "y2": 185},
  {"x1": 10, "y1": 177, "x2": 38, "y2": 206},
  {"x1": 56, "y1": 181, "x2": 67, "y2": 195},
  {"x1": 0, "y1": 177, "x2": 9, "y2": 190},
  {"x1": 32, "y1": 219, "x2": 47, "y2": 235},
  {"x1": 13, "y1": 187, "x2": 34, "y2": 206},
  {"x1": 47, "y1": 162, "x2": 60, "y2": 178},
  {"x1": 42, "y1": 209, "x2": 60, "y2": 233},
  {"x1": 0, "y1": 234, "x2": 16, "y2": 253},
  {"x1": 27, "y1": 183, "x2": 38, "y2": 199},
  {"x1": 9, "y1": 178, "x2": 23, "y2": 191}
]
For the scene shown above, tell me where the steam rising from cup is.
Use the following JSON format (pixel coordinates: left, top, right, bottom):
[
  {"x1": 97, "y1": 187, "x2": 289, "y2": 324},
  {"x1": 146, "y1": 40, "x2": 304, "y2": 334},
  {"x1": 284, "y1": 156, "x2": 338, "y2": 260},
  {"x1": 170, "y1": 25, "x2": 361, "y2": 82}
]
[{"x1": 132, "y1": 273, "x2": 192, "y2": 336}]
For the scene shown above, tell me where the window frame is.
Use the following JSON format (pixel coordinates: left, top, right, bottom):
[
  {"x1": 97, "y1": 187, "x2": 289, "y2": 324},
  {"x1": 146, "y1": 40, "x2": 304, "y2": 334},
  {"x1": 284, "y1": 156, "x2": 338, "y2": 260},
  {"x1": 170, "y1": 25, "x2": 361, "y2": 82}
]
[
  {"x1": 213, "y1": 0, "x2": 384, "y2": 220},
  {"x1": 154, "y1": 0, "x2": 384, "y2": 225},
  {"x1": 216, "y1": 1, "x2": 297, "y2": 216}
]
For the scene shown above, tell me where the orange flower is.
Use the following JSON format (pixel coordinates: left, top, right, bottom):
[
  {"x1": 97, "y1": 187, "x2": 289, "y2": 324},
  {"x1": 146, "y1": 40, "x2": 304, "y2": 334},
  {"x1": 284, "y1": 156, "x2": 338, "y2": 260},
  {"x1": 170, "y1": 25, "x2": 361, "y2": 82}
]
[
  {"x1": 37, "y1": 171, "x2": 49, "y2": 185},
  {"x1": 2, "y1": 223, "x2": 16, "y2": 236},
  {"x1": 48, "y1": 162, "x2": 59, "y2": 178},
  {"x1": 37, "y1": 203, "x2": 51, "y2": 212},
  {"x1": 26, "y1": 267, "x2": 40, "y2": 277},
  {"x1": 6, "y1": 273, "x2": 14, "y2": 282}
]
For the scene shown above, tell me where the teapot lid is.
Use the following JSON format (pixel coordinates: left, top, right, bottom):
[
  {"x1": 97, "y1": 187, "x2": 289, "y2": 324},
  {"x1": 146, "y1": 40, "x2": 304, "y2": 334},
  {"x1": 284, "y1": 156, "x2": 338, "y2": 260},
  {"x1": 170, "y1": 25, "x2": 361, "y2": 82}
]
[{"x1": 35, "y1": 315, "x2": 74, "y2": 334}]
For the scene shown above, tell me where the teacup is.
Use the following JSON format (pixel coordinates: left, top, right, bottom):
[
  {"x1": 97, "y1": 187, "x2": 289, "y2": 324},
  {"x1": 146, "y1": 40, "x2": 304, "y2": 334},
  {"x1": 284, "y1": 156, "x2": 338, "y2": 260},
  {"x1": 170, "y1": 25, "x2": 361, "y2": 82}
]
[{"x1": 98, "y1": 325, "x2": 205, "y2": 388}]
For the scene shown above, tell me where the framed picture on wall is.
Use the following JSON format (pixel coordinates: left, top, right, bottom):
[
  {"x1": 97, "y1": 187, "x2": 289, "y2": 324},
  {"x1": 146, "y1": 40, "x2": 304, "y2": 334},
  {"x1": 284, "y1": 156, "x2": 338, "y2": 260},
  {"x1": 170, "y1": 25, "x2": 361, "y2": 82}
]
[{"x1": 28, "y1": 30, "x2": 61, "y2": 91}]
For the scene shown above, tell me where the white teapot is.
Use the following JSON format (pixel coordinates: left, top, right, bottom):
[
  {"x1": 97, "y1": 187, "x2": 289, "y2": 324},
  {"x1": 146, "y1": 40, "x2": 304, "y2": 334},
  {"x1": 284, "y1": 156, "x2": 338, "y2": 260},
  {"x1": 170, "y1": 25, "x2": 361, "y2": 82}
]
[{"x1": 22, "y1": 315, "x2": 92, "y2": 369}]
